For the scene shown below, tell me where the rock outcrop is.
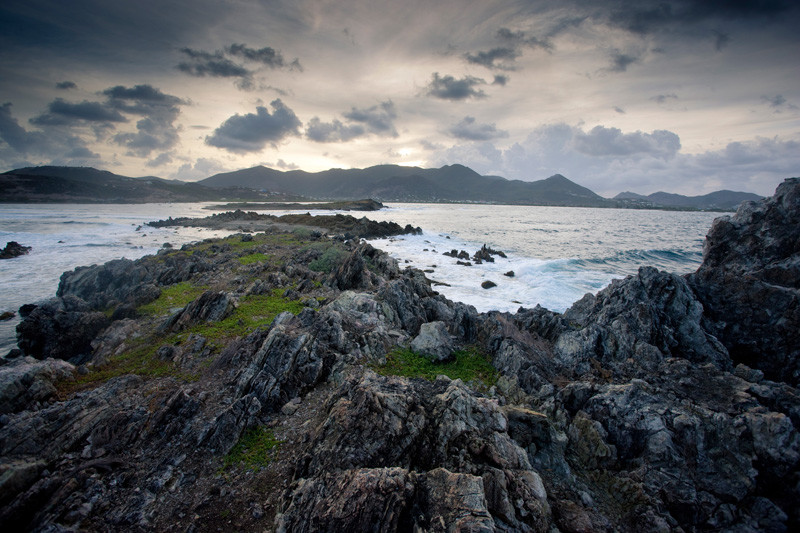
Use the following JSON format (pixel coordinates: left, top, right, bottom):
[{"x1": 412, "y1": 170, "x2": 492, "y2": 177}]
[
  {"x1": 0, "y1": 241, "x2": 31, "y2": 260},
  {"x1": 689, "y1": 177, "x2": 800, "y2": 386},
  {"x1": 0, "y1": 179, "x2": 798, "y2": 532}
]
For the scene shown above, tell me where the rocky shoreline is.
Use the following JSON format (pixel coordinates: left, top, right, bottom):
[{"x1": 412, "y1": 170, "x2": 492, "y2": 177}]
[
  {"x1": 0, "y1": 179, "x2": 798, "y2": 532},
  {"x1": 147, "y1": 209, "x2": 421, "y2": 240}
]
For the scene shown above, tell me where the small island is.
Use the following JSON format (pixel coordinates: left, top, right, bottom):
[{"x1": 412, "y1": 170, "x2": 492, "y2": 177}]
[{"x1": 203, "y1": 198, "x2": 385, "y2": 211}]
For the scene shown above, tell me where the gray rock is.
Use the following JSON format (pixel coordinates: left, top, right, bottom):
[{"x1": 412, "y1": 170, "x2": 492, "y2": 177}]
[
  {"x1": 411, "y1": 321, "x2": 454, "y2": 362},
  {"x1": 0, "y1": 357, "x2": 74, "y2": 414}
]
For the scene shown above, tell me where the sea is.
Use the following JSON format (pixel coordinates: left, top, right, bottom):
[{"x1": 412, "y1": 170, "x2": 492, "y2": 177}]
[{"x1": 0, "y1": 202, "x2": 723, "y2": 354}]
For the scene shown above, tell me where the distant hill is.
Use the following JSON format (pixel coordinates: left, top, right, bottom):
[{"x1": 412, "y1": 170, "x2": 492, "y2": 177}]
[
  {"x1": 0, "y1": 166, "x2": 271, "y2": 203},
  {"x1": 200, "y1": 164, "x2": 610, "y2": 207},
  {"x1": 1, "y1": 164, "x2": 764, "y2": 210},
  {"x1": 614, "y1": 189, "x2": 763, "y2": 211}
]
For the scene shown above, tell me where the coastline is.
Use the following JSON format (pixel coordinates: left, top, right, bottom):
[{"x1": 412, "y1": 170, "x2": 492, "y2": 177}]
[{"x1": 0, "y1": 179, "x2": 798, "y2": 531}]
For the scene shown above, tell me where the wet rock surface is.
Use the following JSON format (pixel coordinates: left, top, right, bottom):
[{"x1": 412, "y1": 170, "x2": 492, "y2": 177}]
[
  {"x1": 0, "y1": 178, "x2": 798, "y2": 532},
  {"x1": 0, "y1": 241, "x2": 31, "y2": 260}
]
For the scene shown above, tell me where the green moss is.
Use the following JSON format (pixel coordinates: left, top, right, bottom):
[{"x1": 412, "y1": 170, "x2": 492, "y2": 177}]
[
  {"x1": 224, "y1": 426, "x2": 282, "y2": 470},
  {"x1": 186, "y1": 289, "x2": 304, "y2": 342},
  {"x1": 308, "y1": 244, "x2": 348, "y2": 273},
  {"x1": 137, "y1": 282, "x2": 208, "y2": 317},
  {"x1": 55, "y1": 336, "x2": 197, "y2": 397},
  {"x1": 374, "y1": 346, "x2": 498, "y2": 390},
  {"x1": 238, "y1": 252, "x2": 271, "y2": 265}
]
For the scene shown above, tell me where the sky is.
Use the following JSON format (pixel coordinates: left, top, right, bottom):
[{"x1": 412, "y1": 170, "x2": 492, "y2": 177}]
[{"x1": 0, "y1": 0, "x2": 798, "y2": 197}]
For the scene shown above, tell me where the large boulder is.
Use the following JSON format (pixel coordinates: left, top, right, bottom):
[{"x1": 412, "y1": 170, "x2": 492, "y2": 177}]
[
  {"x1": 689, "y1": 177, "x2": 800, "y2": 385},
  {"x1": 15, "y1": 296, "x2": 110, "y2": 362},
  {"x1": 410, "y1": 321, "x2": 454, "y2": 362}
]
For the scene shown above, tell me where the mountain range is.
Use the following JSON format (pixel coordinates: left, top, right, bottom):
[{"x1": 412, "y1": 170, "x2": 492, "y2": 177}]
[
  {"x1": 0, "y1": 166, "x2": 271, "y2": 204},
  {"x1": 614, "y1": 189, "x2": 762, "y2": 211},
  {"x1": 199, "y1": 163, "x2": 609, "y2": 207},
  {"x1": 1, "y1": 164, "x2": 763, "y2": 210}
]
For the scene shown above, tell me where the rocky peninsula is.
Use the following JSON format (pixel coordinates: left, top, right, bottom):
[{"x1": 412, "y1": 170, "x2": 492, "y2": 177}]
[{"x1": 0, "y1": 179, "x2": 798, "y2": 532}]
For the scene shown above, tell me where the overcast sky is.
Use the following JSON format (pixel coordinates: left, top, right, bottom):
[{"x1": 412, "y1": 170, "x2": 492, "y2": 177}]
[{"x1": 1, "y1": 0, "x2": 798, "y2": 196}]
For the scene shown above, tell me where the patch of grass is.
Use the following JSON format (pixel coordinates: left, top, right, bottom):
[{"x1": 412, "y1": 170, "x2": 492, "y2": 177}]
[
  {"x1": 137, "y1": 282, "x2": 208, "y2": 317},
  {"x1": 224, "y1": 426, "x2": 282, "y2": 470},
  {"x1": 55, "y1": 336, "x2": 196, "y2": 397},
  {"x1": 186, "y1": 289, "x2": 304, "y2": 342},
  {"x1": 238, "y1": 252, "x2": 271, "y2": 265},
  {"x1": 308, "y1": 244, "x2": 348, "y2": 273},
  {"x1": 374, "y1": 346, "x2": 498, "y2": 390}
]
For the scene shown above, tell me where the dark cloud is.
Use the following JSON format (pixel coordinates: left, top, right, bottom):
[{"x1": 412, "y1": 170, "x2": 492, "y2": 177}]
[
  {"x1": 464, "y1": 47, "x2": 520, "y2": 70},
  {"x1": 103, "y1": 84, "x2": 187, "y2": 156},
  {"x1": 206, "y1": 99, "x2": 302, "y2": 153},
  {"x1": 0, "y1": 102, "x2": 97, "y2": 162},
  {"x1": 573, "y1": 125, "x2": 681, "y2": 158},
  {"x1": 492, "y1": 75, "x2": 509, "y2": 86},
  {"x1": 306, "y1": 118, "x2": 365, "y2": 142},
  {"x1": 30, "y1": 98, "x2": 127, "y2": 126},
  {"x1": 308, "y1": 100, "x2": 398, "y2": 142},
  {"x1": 226, "y1": 43, "x2": 302, "y2": 71},
  {"x1": 606, "y1": 0, "x2": 796, "y2": 39},
  {"x1": 448, "y1": 116, "x2": 508, "y2": 141},
  {"x1": 146, "y1": 152, "x2": 173, "y2": 167},
  {"x1": 342, "y1": 101, "x2": 397, "y2": 136},
  {"x1": 760, "y1": 94, "x2": 798, "y2": 112},
  {"x1": 464, "y1": 27, "x2": 552, "y2": 73},
  {"x1": 55, "y1": 81, "x2": 77, "y2": 90},
  {"x1": 177, "y1": 47, "x2": 252, "y2": 79},
  {"x1": 1, "y1": 103, "x2": 43, "y2": 152},
  {"x1": 177, "y1": 43, "x2": 301, "y2": 90},
  {"x1": 614, "y1": 106, "x2": 626, "y2": 114},
  {"x1": 607, "y1": 51, "x2": 640, "y2": 72},
  {"x1": 425, "y1": 73, "x2": 487, "y2": 100},
  {"x1": 496, "y1": 27, "x2": 553, "y2": 52},
  {"x1": 651, "y1": 93, "x2": 679, "y2": 104},
  {"x1": 103, "y1": 84, "x2": 185, "y2": 105}
]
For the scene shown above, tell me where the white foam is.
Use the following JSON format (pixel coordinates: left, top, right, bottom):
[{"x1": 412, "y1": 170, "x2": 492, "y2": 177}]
[{"x1": 370, "y1": 231, "x2": 616, "y2": 314}]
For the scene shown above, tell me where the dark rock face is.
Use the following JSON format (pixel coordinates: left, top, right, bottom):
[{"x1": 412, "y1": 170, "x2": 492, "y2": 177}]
[
  {"x1": 15, "y1": 295, "x2": 110, "y2": 362},
  {"x1": 0, "y1": 178, "x2": 798, "y2": 532},
  {"x1": 160, "y1": 291, "x2": 236, "y2": 332},
  {"x1": 0, "y1": 241, "x2": 31, "y2": 259},
  {"x1": 689, "y1": 177, "x2": 800, "y2": 385}
]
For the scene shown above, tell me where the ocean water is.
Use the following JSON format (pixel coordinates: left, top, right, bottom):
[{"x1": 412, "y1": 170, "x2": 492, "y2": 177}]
[
  {"x1": 362, "y1": 204, "x2": 720, "y2": 314},
  {"x1": 0, "y1": 203, "x2": 238, "y2": 353},
  {"x1": 0, "y1": 202, "x2": 723, "y2": 353}
]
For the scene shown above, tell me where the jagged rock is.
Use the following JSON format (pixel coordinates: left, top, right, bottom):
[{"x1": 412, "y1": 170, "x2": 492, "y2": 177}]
[
  {"x1": 0, "y1": 357, "x2": 75, "y2": 414},
  {"x1": 410, "y1": 321, "x2": 454, "y2": 362},
  {"x1": 0, "y1": 241, "x2": 31, "y2": 260},
  {"x1": 689, "y1": 177, "x2": 800, "y2": 385},
  {"x1": 0, "y1": 311, "x2": 14, "y2": 321},
  {"x1": 504, "y1": 271, "x2": 515, "y2": 277},
  {"x1": 15, "y1": 296, "x2": 110, "y2": 362},
  {"x1": 481, "y1": 280, "x2": 497, "y2": 289},
  {"x1": 160, "y1": 291, "x2": 237, "y2": 332},
  {"x1": 557, "y1": 266, "x2": 729, "y2": 378},
  {"x1": 276, "y1": 467, "x2": 414, "y2": 532}
]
